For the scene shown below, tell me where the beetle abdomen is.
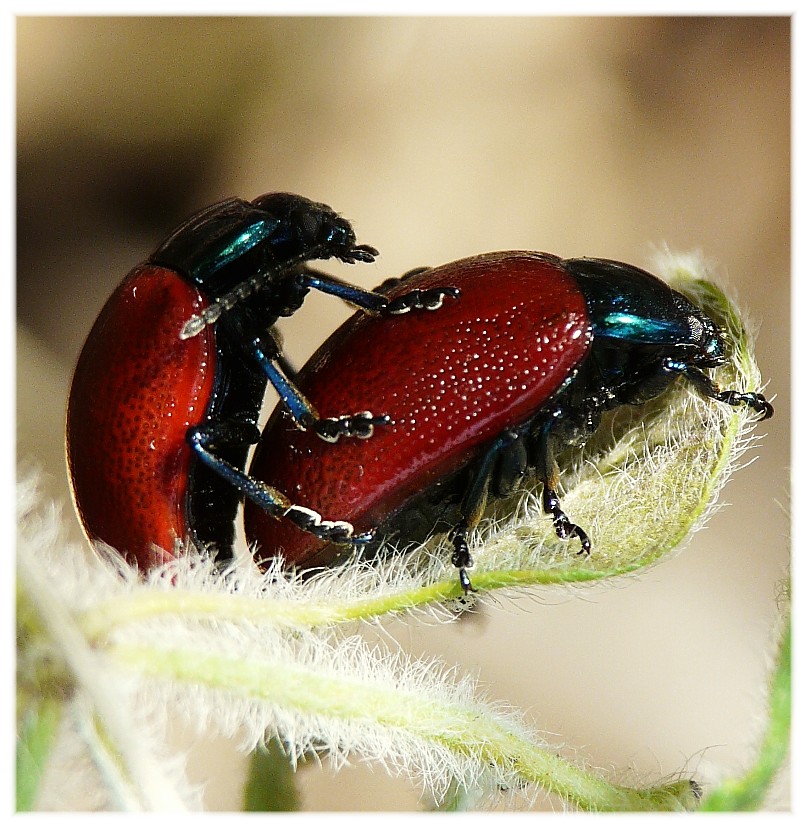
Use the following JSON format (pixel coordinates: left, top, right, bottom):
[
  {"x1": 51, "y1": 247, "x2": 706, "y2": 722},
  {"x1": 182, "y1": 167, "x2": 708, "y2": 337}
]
[{"x1": 67, "y1": 264, "x2": 217, "y2": 569}]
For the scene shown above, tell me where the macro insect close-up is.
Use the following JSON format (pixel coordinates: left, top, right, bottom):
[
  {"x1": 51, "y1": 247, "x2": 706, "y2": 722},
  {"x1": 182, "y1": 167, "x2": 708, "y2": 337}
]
[
  {"x1": 17, "y1": 17, "x2": 789, "y2": 814},
  {"x1": 67, "y1": 232, "x2": 774, "y2": 594}
]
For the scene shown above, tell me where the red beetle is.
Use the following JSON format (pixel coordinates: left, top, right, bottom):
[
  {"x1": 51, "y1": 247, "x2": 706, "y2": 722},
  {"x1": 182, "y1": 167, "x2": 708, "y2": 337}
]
[
  {"x1": 66, "y1": 193, "x2": 458, "y2": 570},
  {"x1": 244, "y1": 251, "x2": 773, "y2": 592}
]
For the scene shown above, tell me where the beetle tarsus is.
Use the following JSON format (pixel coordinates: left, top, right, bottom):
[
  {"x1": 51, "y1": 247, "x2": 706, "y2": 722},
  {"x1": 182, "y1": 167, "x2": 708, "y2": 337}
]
[
  {"x1": 283, "y1": 504, "x2": 373, "y2": 545},
  {"x1": 716, "y1": 389, "x2": 774, "y2": 420},
  {"x1": 553, "y1": 513, "x2": 591, "y2": 556},
  {"x1": 383, "y1": 286, "x2": 461, "y2": 315},
  {"x1": 449, "y1": 528, "x2": 477, "y2": 594},
  {"x1": 542, "y1": 487, "x2": 591, "y2": 556},
  {"x1": 311, "y1": 411, "x2": 393, "y2": 443}
]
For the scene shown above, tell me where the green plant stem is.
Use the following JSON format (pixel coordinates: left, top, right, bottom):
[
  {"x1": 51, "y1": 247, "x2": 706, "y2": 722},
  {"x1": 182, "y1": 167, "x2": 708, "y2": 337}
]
[
  {"x1": 16, "y1": 695, "x2": 62, "y2": 811},
  {"x1": 16, "y1": 555, "x2": 188, "y2": 811},
  {"x1": 700, "y1": 618, "x2": 790, "y2": 811},
  {"x1": 78, "y1": 584, "x2": 453, "y2": 641},
  {"x1": 108, "y1": 642, "x2": 698, "y2": 812}
]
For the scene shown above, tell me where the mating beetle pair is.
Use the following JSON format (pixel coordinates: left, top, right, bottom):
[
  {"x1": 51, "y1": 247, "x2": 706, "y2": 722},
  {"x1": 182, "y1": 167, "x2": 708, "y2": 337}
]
[{"x1": 67, "y1": 193, "x2": 773, "y2": 591}]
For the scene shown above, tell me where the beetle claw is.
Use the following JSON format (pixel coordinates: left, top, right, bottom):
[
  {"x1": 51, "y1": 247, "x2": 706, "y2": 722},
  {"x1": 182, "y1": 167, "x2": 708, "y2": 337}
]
[
  {"x1": 542, "y1": 486, "x2": 592, "y2": 556},
  {"x1": 458, "y1": 567, "x2": 476, "y2": 594},
  {"x1": 574, "y1": 529, "x2": 592, "y2": 556}
]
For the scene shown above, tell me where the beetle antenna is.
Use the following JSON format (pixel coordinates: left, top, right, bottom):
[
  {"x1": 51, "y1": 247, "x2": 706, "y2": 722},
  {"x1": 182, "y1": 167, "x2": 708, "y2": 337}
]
[
  {"x1": 180, "y1": 273, "x2": 265, "y2": 339},
  {"x1": 179, "y1": 239, "x2": 378, "y2": 340},
  {"x1": 181, "y1": 259, "x2": 316, "y2": 339},
  {"x1": 179, "y1": 247, "x2": 321, "y2": 340}
]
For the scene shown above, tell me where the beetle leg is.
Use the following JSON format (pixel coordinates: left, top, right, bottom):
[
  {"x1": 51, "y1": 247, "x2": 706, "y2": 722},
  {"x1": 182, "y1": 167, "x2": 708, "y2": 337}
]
[
  {"x1": 260, "y1": 346, "x2": 392, "y2": 442},
  {"x1": 188, "y1": 419, "x2": 285, "y2": 519},
  {"x1": 533, "y1": 419, "x2": 592, "y2": 555},
  {"x1": 273, "y1": 345, "x2": 299, "y2": 381},
  {"x1": 187, "y1": 423, "x2": 371, "y2": 545},
  {"x1": 448, "y1": 431, "x2": 522, "y2": 593},
  {"x1": 235, "y1": 318, "x2": 393, "y2": 442},
  {"x1": 490, "y1": 431, "x2": 529, "y2": 498},
  {"x1": 262, "y1": 347, "x2": 392, "y2": 442},
  {"x1": 542, "y1": 486, "x2": 591, "y2": 554},
  {"x1": 662, "y1": 359, "x2": 774, "y2": 420},
  {"x1": 448, "y1": 514, "x2": 477, "y2": 594},
  {"x1": 295, "y1": 267, "x2": 388, "y2": 312},
  {"x1": 299, "y1": 267, "x2": 461, "y2": 316}
]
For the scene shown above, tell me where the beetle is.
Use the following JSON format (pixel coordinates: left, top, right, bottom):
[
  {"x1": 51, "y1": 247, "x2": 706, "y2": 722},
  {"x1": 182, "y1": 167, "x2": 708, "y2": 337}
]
[
  {"x1": 66, "y1": 192, "x2": 459, "y2": 570},
  {"x1": 243, "y1": 250, "x2": 773, "y2": 592}
]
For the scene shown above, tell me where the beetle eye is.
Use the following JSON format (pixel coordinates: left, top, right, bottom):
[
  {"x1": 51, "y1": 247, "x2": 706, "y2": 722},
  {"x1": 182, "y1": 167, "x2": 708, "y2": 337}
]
[
  {"x1": 326, "y1": 220, "x2": 353, "y2": 250},
  {"x1": 704, "y1": 335, "x2": 724, "y2": 361},
  {"x1": 681, "y1": 312, "x2": 724, "y2": 366},
  {"x1": 688, "y1": 314, "x2": 725, "y2": 364},
  {"x1": 687, "y1": 314, "x2": 705, "y2": 342},
  {"x1": 298, "y1": 210, "x2": 323, "y2": 244}
]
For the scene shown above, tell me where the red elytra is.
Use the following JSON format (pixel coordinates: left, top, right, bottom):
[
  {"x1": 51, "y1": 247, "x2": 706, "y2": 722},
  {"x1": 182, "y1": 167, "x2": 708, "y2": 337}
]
[
  {"x1": 244, "y1": 251, "x2": 593, "y2": 568},
  {"x1": 66, "y1": 264, "x2": 216, "y2": 569}
]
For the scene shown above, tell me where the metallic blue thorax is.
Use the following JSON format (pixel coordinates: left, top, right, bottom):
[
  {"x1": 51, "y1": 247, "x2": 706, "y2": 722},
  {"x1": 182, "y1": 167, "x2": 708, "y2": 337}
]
[{"x1": 150, "y1": 197, "x2": 284, "y2": 294}]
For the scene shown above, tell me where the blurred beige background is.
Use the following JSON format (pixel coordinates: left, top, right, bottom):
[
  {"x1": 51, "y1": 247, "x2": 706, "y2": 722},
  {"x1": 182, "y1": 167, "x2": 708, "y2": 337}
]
[{"x1": 17, "y1": 16, "x2": 790, "y2": 811}]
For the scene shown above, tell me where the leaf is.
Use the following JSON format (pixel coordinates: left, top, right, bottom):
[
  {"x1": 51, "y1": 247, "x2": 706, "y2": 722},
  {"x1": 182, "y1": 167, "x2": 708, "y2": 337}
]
[{"x1": 243, "y1": 738, "x2": 301, "y2": 812}]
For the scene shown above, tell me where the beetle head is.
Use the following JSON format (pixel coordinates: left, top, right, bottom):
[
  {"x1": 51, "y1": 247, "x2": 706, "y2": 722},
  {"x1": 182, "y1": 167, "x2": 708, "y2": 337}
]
[
  {"x1": 675, "y1": 296, "x2": 726, "y2": 368},
  {"x1": 251, "y1": 192, "x2": 376, "y2": 264}
]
